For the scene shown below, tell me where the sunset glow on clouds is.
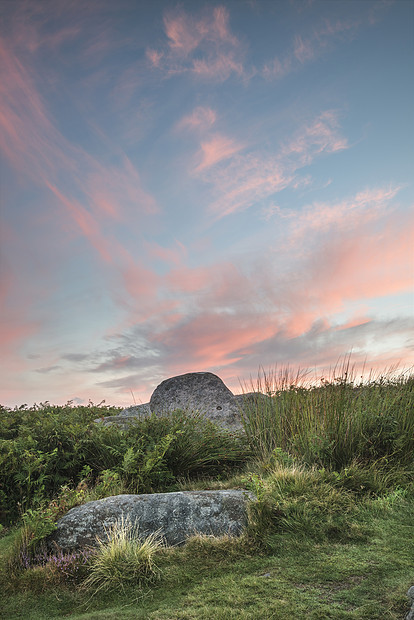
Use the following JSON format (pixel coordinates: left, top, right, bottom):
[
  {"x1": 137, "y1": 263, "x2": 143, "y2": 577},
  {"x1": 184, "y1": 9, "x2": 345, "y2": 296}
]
[{"x1": 0, "y1": 0, "x2": 413, "y2": 407}]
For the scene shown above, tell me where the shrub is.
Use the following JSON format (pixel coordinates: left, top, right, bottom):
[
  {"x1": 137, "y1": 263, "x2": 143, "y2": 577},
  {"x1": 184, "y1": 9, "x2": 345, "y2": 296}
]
[{"x1": 0, "y1": 404, "x2": 251, "y2": 525}]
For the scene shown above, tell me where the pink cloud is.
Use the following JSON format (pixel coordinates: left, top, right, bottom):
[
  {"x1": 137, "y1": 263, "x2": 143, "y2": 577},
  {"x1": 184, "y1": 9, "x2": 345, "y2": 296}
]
[
  {"x1": 165, "y1": 266, "x2": 214, "y2": 294},
  {"x1": 286, "y1": 185, "x2": 402, "y2": 242},
  {"x1": 176, "y1": 106, "x2": 217, "y2": 132},
  {"x1": 336, "y1": 316, "x2": 372, "y2": 331},
  {"x1": 45, "y1": 183, "x2": 112, "y2": 263},
  {"x1": 262, "y1": 15, "x2": 365, "y2": 80},
  {"x1": 209, "y1": 162, "x2": 293, "y2": 218},
  {"x1": 147, "y1": 5, "x2": 245, "y2": 81},
  {"x1": 281, "y1": 111, "x2": 348, "y2": 162},
  {"x1": 192, "y1": 52, "x2": 244, "y2": 80},
  {"x1": 201, "y1": 111, "x2": 348, "y2": 219},
  {"x1": 194, "y1": 134, "x2": 245, "y2": 172},
  {"x1": 163, "y1": 6, "x2": 238, "y2": 55},
  {"x1": 146, "y1": 48, "x2": 164, "y2": 67},
  {"x1": 156, "y1": 312, "x2": 277, "y2": 372},
  {"x1": 84, "y1": 155, "x2": 159, "y2": 220},
  {"x1": 211, "y1": 6, "x2": 239, "y2": 46},
  {"x1": 293, "y1": 35, "x2": 315, "y2": 63},
  {"x1": 115, "y1": 246, "x2": 158, "y2": 297},
  {"x1": 308, "y1": 213, "x2": 414, "y2": 307},
  {"x1": 262, "y1": 56, "x2": 292, "y2": 80},
  {"x1": 163, "y1": 12, "x2": 201, "y2": 55},
  {"x1": 0, "y1": 311, "x2": 38, "y2": 354},
  {"x1": 146, "y1": 240, "x2": 187, "y2": 267}
]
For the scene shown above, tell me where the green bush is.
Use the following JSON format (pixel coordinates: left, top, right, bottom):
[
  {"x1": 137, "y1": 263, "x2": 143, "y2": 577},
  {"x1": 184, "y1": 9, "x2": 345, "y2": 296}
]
[
  {"x1": 244, "y1": 463, "x2": 366, "y2": 545},
  {"x1": 0, "y1": 404, "x2": 250, "y2": 524}
]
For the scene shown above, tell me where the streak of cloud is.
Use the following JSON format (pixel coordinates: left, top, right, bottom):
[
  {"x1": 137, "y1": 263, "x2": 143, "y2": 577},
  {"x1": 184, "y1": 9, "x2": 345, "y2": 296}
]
[{"x1": 200, "y1": 110, "x2": 348, "y2": 219}]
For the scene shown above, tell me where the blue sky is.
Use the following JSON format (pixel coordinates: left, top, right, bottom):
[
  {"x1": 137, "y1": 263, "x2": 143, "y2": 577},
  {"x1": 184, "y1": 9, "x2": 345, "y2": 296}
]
[{"x1": 1, "y1": 0, "x2": 413, "y2": 407}]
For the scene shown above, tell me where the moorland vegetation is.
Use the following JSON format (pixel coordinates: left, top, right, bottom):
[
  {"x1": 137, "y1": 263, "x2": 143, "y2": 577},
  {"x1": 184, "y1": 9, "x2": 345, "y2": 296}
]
[{"x1": 0, "y1": 363, "x2": 413, "y2": 619}]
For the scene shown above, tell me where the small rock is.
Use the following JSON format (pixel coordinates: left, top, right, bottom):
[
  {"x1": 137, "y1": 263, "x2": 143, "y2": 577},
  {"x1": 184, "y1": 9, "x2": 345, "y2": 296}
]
[
  {"x1": 406, "y1": 586, "x2": 414, "y2": 620},
  {"x1": 119, "y1": 403, "x2": 151, "y2": 417}
]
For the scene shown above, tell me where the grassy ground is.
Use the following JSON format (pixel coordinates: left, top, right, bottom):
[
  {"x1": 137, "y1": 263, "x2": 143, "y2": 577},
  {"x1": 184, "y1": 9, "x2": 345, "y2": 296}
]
[
  {"x1": 1, "y1": 497, "x2": 413, "y2": 619},
  {"x1": 1, "y1": 366, "x2": 413, "y2": 619}
]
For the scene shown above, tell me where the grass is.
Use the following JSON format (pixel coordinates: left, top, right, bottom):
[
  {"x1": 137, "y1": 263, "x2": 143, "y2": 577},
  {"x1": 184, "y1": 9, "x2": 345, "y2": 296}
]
[
  {"x1": 0, "y1": 363, "x2": 413, "y2": 619},
  {"x1": 81, "y1": 516, "x2": 163, "y2": 597}
]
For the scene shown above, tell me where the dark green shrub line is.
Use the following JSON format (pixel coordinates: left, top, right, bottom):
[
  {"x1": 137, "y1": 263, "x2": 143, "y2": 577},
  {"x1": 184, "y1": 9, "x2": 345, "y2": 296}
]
[{"x1": 1, "y1": 368, "x2": 412, "y2": 529}]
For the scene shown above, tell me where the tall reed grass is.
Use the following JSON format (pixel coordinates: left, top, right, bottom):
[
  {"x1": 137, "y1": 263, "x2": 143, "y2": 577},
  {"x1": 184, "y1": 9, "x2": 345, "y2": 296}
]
[{"x1": 240, "y1": 363, "x2": 414, "y2": 470}]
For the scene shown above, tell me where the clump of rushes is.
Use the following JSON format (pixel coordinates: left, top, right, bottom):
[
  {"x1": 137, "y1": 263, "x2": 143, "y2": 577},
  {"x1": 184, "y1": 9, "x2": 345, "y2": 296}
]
[
  {"x1": 240, "y1": 361, "x2": 414, "y2": 470},
  {"x1": 81, "y1": 516, "x2": 163, "y2": 596}
]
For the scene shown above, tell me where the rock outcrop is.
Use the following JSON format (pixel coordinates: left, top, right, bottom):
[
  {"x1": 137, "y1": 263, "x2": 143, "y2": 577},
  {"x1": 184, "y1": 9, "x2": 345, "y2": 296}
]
[
  {"x1": 95, "y1": 372, "x2": 273, "y2": 430},
  {"x1": 149, "y1": 372, "x2": 242, "y2": 430},
  {"x1": 119, "y1": 403, "x2": 152, "y2": 417},
  {"x1": 49, "y1": 490, "x2": 254, "y2": 550}
]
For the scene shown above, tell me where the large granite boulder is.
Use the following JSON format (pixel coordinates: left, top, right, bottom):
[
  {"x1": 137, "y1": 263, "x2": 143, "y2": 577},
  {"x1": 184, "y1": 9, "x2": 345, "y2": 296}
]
[
  {"x1": 149, "y1": 372, "x2": 242, "y2": 430},
  {"x1": 94, "y1": 372, "x2": 272, "y2": 430},
  {"x1": 49, "y1": 490, "x2": 254, "y2": 550}
]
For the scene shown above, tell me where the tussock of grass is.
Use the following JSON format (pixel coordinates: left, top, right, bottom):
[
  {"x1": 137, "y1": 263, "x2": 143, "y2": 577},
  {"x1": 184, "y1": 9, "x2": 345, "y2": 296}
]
[{"x1": 81, "y1": 516, "x2": 163, "y2": 597}]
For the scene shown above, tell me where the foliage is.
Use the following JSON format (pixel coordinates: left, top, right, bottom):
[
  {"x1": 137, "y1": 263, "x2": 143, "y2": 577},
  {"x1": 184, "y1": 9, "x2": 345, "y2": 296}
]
[
  {"x1": 0, "y1": 403, "x2": 250, "y2": 524},
  {"x1": 243, "y1": 463, "x2": 368, "y2": 547},
  {"x1": 16, "y1": 547, "x2": 94, "y2": 585}
]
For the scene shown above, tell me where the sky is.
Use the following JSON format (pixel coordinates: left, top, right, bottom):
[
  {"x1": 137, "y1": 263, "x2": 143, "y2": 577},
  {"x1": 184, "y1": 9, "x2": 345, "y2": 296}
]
[{"x1": 1, "y1": 0, "x2": 413, "y2": 408}]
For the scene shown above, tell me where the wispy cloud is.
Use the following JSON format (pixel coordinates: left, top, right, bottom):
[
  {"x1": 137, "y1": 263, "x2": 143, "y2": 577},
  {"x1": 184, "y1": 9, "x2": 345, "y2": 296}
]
[
  {"x1": 263, "y1": 16, "x2": 365, "y2": 80},
  {"x1": 194, "y1": 134, "x2": 245, "y2": 172},
  {"x1": 199, "y1": 111, "x2": 348, "y2": 219},
  {"x1": 286, "y1": 185, "x2": 402, "y2": 241},
  {"x1": 147, "y1": 5, "x2": 246, "y2": 81},
  {"x1": 176, "y1": 106, "x2": 217, "y2": 133}
]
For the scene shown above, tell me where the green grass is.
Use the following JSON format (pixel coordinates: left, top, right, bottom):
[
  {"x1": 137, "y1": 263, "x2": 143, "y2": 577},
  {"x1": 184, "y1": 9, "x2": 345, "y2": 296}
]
[
  {"x1": 0, "y1": 364, "x2": 413, "y2": 619},
  {"x1": 1, "y1": 496, "x2": 413, "y2": 619}
]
